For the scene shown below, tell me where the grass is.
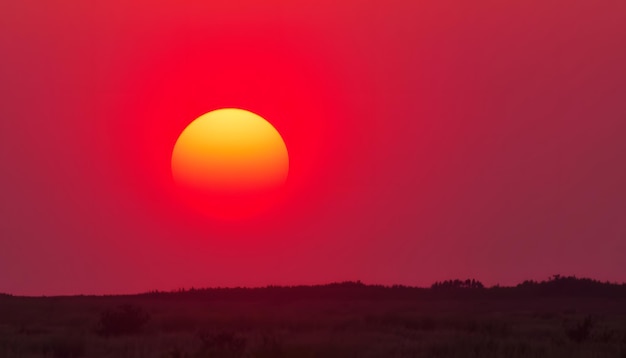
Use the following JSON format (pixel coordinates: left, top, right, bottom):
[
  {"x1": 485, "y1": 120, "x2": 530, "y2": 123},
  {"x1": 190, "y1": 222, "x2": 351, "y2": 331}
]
[{"x1": 1, "y1": 282, "x2": 626, "y2": 357}]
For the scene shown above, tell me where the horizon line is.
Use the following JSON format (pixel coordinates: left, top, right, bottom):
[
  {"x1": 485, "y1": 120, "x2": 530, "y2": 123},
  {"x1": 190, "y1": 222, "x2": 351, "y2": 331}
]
[{"x1": 3, "y1": 275, "x2": 625, "y2": 298}]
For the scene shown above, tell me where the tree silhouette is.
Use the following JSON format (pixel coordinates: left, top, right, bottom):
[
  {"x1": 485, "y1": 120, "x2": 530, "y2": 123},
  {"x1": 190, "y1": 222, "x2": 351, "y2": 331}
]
[{"x1": 431, "y1": 279, "x2": 484, "y2": 290}]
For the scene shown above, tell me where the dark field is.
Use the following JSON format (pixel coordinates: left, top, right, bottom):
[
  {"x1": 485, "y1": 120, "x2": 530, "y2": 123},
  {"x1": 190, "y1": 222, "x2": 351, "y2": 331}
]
[{"x1": 2, "y1": 278, "x2": 626, "y2": 358}]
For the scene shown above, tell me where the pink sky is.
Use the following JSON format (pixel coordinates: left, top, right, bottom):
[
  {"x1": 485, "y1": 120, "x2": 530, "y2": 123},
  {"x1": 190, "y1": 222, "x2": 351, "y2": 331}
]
[{"x1": 1, "y1": 1, "x2": 625, "y2": 295}]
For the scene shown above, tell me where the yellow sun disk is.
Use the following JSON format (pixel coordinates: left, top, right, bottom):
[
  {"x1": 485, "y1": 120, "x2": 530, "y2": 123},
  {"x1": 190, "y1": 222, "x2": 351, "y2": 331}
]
[{"x1": 172, "y1": 109, "x2": 289, "y2": 194}]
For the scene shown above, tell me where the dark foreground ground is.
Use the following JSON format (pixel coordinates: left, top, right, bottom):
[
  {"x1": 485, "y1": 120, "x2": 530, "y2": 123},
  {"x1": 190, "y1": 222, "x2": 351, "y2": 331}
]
[{"x1": 1, "y1": 278, "x2": 626, "y2": 358}]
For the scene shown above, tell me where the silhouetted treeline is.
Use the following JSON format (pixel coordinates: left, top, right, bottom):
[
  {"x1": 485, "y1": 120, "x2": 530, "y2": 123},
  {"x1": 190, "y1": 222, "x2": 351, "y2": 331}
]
[
  {"x1": 131, "y1": 276, "x2": 626, "y2": 302},
  {"x1": 431, "y1": 279, "x2": 485, "y2": 290},
  {"x1": 510, "y1": 274, "x2": 626, "y2": 297},
  {"x1": 2, "y1": 276, "x2": 625, "y2": 300}
]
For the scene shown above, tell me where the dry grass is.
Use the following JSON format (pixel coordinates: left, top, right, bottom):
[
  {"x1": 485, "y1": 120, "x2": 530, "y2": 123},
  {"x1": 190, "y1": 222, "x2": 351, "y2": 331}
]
[{"x1": 1, "y1": 291, "x2": 626, "y2": 357}]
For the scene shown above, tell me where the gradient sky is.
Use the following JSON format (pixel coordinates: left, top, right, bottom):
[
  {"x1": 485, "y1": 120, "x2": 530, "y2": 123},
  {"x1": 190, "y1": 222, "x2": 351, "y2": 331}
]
[{"x1": 1, "y1": 1, "x2": 625, "y2": 295}]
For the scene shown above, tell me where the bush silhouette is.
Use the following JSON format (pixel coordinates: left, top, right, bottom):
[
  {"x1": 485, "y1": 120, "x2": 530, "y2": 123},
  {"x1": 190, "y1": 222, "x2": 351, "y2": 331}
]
[
  {"x1": 197, "y1": 331, "x2": 246, "y2": 358},
  {"x1": 253, "y1": 334, "x2": 285, "y2": 358},
  {"x1": 97, "y1": 304, "x2": 150, "y2": 337},
  {"x1": 565, "y1": 315, "x2": 594, "y2": 343}
]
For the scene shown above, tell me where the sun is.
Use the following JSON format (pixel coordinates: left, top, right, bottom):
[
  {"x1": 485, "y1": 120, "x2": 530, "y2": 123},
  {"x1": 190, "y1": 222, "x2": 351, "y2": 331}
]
[{"x1": 171, "y1": 108, "x2": 289, "y2": 217}]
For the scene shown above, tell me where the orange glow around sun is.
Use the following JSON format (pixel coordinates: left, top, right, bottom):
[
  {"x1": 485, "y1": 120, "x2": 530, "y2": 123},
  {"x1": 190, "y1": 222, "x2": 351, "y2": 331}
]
[{"x1": 172, "y1": 108, "x2": 289, "y2": 217}]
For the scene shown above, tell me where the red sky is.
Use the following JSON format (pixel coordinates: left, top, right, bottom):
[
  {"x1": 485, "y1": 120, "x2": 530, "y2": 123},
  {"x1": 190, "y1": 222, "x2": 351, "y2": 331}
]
[{"x1": 1, "y1": 1, "x2": 625, "y2": 295}]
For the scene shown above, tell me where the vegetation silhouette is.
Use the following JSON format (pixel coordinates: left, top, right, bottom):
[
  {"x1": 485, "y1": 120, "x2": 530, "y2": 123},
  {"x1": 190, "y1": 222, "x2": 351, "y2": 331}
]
[
  {"x1": 2, "y1": 276, "x2": 626, "y2": 357},
  {"x1": 136, "y1": 275, "x2": 626, "y2": 301},
  {"x1": 196, "y1": 331, "x2": 246, "y2": 358},
  {"x1": 431, "y1": 278, "x2": 485, "y2": 290},
  {"x1": 96, "y1": 304, "x2": 150, "y2": 337},
  {"x1": 565, "y1": 315, "x2": 595, "y2": 343}
]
